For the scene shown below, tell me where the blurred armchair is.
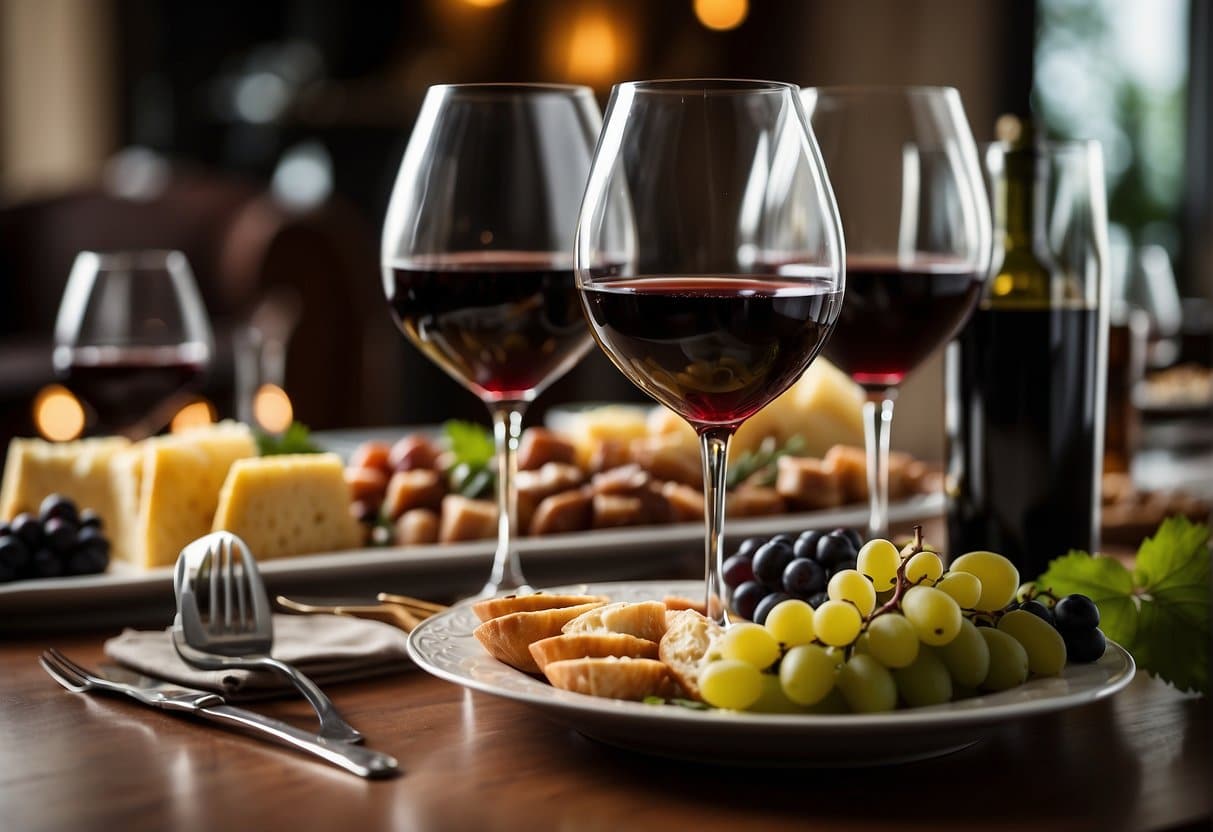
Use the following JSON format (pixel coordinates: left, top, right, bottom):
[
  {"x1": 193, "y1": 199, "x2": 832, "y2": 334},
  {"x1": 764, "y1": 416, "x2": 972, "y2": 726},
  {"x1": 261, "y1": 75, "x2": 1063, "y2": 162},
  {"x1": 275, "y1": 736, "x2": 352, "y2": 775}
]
[{"x1": 0, "y1": 149, "x2": 382, "y2": 443}]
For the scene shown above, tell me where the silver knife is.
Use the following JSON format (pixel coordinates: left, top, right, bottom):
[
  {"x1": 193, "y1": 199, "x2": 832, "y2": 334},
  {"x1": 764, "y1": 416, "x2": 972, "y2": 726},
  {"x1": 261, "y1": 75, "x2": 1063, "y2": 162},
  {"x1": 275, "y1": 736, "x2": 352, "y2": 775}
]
[{"x1": 39, "y1": 653, "x2": 399, "y2": 779}]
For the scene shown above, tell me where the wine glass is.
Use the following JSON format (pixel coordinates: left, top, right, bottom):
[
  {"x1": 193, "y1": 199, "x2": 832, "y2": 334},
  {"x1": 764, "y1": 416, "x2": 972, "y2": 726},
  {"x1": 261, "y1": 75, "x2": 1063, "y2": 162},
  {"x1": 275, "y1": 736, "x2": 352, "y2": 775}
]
[
  {"x1": 53, "y1": 250, "x2": 214, "y2": 438},
  {"x1": 576, "y1": 80, "x2": 845, "y2": 624},
  {"x1": 381, "y1": 84, "x2": 604, "y2": 596},
  {"x1": 801, "y1": 86, "x2": 991, "y2": 539}
]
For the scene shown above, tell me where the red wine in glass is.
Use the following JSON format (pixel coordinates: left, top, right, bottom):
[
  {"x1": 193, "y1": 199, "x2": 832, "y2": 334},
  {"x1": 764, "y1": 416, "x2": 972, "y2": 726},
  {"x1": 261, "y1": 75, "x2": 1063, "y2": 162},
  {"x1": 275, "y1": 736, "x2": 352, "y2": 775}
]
[
  {"x1": 388, "y1": 252, "x2": 593, "y2": 400},
  {"x1": 580, "y1": 276, "x2": 843, "y2": 431},
  {"x1": 58, "y1": 345, "x2": 207, "y2": 435},
  {"x1": 823, "y1": 258, "x2": 982, "y2": 390}
]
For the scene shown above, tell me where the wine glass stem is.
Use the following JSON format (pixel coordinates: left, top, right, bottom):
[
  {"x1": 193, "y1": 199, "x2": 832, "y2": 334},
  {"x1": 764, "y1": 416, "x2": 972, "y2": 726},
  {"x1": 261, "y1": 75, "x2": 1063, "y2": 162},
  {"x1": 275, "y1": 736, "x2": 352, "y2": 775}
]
[
  {"x1": 482, "y1": 402, "x2": 529, "y2": 596},
  {"x1": 699, "y1": 427, "x2": 733, "y2": 626},
  {"x1": 863, "y1": 392, "x2": 896, "y2": 539}
]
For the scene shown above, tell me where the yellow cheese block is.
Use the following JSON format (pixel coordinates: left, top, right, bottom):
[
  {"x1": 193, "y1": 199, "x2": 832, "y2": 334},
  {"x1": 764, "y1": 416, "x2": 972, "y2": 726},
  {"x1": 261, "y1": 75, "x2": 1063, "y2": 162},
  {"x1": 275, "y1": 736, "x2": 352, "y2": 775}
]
[
  {"x1": 117, "y1": 422, "x2": 257, "y2": 567},
  {"x1": 647, "y1": 359, "x2": 865, "y2": 460},
  {"x1": 0, "y1": 437, "x2": 130, "y2": 527},
  {"x1": 212, "y1": 453, "x2": 362, "y2": 559},
  {"x1": 555, "y1": 405, "x2": 654, "y2": 469}
]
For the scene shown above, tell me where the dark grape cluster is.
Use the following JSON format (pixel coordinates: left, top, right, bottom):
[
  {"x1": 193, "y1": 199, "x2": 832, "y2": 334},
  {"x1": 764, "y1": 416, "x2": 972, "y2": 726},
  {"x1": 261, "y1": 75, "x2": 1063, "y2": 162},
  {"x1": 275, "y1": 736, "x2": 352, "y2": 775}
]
[
  {"x1": 723, "y1": 527, "x2": 864, "y2": 624},
  {"x1": 0, "y1": 494, "x2": 110, "y2": 583},
  {"x1": 1011, "y1": 592, "x2": 1105, "y2": 663}
]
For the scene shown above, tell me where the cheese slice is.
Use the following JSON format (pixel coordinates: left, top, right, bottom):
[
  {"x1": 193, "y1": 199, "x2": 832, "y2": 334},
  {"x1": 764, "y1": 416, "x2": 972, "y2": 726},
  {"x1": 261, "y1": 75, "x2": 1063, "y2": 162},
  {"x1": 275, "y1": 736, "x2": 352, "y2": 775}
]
[
  {"x1": 647, "y1": 359, "x2": 865, "y2": 460},
  {"x1": 116, "y1": 422, "x2": 257, "y2": 567},
  {"x1": 212, "y1": 453, "x2": 362, "y2": 559},
  {"x1": 0, "y1": 436, "x2": 130, "y2": 528}
]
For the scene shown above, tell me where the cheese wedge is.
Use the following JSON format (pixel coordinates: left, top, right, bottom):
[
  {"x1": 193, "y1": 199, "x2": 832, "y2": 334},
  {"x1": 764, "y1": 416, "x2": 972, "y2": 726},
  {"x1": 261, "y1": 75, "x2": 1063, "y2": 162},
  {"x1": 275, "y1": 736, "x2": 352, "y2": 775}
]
[
  {"x1": 115, "y1": 422, "x2": 257, "y2": 567},
  {"x1": 212, "y1": 453, "x2": 361, "y2": 560},
  {"x1": 0, "y1": 436, "x2": 130, "y2": 527}
]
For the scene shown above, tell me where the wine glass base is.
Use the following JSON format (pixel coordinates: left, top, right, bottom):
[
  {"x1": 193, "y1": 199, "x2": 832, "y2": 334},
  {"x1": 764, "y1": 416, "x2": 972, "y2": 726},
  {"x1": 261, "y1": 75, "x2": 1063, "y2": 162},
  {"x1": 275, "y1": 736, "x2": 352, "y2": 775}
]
[{"x1": 476, "y1": 579, "x2": 534, "y2": 600}]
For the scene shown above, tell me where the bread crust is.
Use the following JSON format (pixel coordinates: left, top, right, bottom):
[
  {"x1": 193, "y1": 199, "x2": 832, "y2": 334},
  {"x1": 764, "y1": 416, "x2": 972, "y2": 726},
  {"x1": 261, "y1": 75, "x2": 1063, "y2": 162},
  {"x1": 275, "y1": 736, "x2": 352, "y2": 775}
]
[
  {"x1": 471, "y1": 593, "x2": 610, "y2": 623},
  {"x1": 528, "y1": 633, "x2": 659, "y2": 672},
  {"x1": 543, "y1": 657, "x2": 677, "y2": 700},
  {"x1": 472, "y1": 602, "x2": 605, "y2": 673}
]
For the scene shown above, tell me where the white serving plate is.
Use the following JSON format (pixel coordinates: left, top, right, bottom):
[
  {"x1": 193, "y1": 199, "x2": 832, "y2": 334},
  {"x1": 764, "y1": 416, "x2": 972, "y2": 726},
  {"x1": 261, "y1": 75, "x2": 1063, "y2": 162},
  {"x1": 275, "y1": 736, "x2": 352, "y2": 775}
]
[
  {"x1": 407, "y1": 579, "x2": 1136, "y2": 766},
  {"x1": 0, "y1": 494, "x2": 943, "y2": 624}
]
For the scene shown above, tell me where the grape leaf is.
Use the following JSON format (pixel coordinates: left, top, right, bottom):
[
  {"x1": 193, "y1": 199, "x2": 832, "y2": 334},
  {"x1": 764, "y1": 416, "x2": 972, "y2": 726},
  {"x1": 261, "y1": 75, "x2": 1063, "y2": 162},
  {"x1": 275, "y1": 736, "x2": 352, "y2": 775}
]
[{"x1": 1038, "y1": 516, "x2": 1210, "y2": 694}]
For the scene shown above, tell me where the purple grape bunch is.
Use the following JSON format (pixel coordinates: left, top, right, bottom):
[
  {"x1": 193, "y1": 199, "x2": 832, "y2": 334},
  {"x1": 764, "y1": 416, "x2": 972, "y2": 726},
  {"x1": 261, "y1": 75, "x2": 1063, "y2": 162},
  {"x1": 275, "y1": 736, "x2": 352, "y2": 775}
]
[{"x1": 723, "y1": 527, "x2": 864, "y2": 623}]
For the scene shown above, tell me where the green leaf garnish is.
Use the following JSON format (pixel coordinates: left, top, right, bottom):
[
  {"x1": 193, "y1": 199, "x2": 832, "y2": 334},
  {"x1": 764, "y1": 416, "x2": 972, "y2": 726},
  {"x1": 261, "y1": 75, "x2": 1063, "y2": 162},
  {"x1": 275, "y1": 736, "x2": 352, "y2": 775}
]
[
  {"x1": 1038, "y1": 516, "x2": 1210, "y2": 694},
  {"x1": 256, "y1": 421, "x2": 323, "y2": 456},
  {"x1": 443, "y1": 420, "x2": 495, "y2": 470},
  {"x1": 726, "y1": 434, "x2": 807, "y2": 489}
]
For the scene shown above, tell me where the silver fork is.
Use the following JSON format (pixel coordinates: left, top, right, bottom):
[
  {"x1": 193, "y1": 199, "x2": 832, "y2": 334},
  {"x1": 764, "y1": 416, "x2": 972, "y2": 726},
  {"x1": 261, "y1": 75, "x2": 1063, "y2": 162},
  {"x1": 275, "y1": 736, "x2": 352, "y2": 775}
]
[
  {"x1": 39, "y1": 649, "x2": 398, "y2": 778},
  {"x1": 172, "y1": 532, "x2": 363, "y2": 744}
]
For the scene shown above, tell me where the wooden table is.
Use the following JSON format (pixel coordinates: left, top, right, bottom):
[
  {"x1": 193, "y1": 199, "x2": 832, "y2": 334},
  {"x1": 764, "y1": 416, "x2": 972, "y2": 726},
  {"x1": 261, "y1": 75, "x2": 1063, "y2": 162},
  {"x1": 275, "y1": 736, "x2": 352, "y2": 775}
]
[{"x1": 0, "y1": 629, "x2": 1207, "y2": 832}]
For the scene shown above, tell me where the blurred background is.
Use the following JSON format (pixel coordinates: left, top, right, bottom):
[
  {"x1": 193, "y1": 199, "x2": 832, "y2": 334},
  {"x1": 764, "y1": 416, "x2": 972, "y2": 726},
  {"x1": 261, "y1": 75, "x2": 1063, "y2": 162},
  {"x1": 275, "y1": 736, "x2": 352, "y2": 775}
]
[{"x1": 0, "y1": 0, "x2": 1209, "y2": 460}]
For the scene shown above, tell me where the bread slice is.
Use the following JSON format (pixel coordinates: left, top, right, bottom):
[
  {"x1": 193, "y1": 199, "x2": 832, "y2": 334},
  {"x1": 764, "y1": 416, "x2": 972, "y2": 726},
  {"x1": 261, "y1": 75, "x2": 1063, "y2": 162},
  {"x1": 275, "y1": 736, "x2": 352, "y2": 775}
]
[
  {"x1": 528, "y1": 633, "x2": 659, "y2": 673},
  {"x1": 663, "y1": 595, "x2": 708, "y2": 615},
  {"x1": 473, "y1": 602, "x2": 605, "y2": 673},
  {"x1": 659, "y1": 609, "x2": 725, "y2": 701},
  {"x1": 544, "y1": 657, "x2": 676, "y2": 700},
  {"x1": 561, "y1": 600, "x2": 668, "y2": 642},
  {"x1": 471, "y1": 593, "x2": 610, "y2": 623}
]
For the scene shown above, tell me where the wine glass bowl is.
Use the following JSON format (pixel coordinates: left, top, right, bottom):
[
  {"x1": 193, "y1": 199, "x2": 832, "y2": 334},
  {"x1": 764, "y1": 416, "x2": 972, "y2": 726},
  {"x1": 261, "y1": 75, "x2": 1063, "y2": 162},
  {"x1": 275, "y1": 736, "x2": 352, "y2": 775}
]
[
  {"x1": 801, "y1": 86, "x2": 991, "y2": 537},
  {"x1": 381, "y1": 83, "x2": 605, "y2": 596},
  {"x1": 52, "y1": 250, "x2": 213, "y2": 439},
  {"x1": 576, "y1": 80, "x2": 845, "y2": 622}
]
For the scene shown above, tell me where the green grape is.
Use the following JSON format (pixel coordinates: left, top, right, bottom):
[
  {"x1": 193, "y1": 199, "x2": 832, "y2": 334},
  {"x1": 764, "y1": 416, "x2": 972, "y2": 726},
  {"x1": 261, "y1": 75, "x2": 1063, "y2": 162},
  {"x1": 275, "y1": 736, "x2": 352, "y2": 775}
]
[
  {"x1": 866, "y1": 613, "x2": 919, "y2": 668},
  {"x1": 827, "y1": 569, "x2": 876, "y2": 616},
  {"x1": 836, "y1": 654, "x2": 897, "y2": 713},
  {"x1": 717, "y1": 622, "x2": 781, "y2": 670},
  {"x1": 764, "y1": 599, "x2": 815, "y2": 647},
  {"x1": 813, "y1": 600, "x2": 863, "y2": 647},
  {"x1": 949, "y1": 550, "x2": 1020, "y2": 611},
  {"x1": 998, "y1": 609, "x2": 1067, "y2": 676},
  {"x1": 893, "y1": 647, "x2": 953, "y2": 707},
  {"x1": 779, "y1": 644, "x2": 838, "y2": 706},
  {"x1": 802, "y1": 686, "x2": 849, "y2": 714},
  {"x1": 978, "y1": 628, "x2": 1029, "y2": 691},
  {"x1": 905, "y1": 551, "x2": 943, "y2": 585},
  {"x1": 751, "y1": 672, "x2": 805, "y2": 713},
  {"x1": 852, "y1": 632, "x2": 871, "y2": 655},
  {"x1": 900, "y1": 585, "x2": 962, "y2": 646},
  {"x1": 824, "y1": 645, "x2": 848, "y2": 668},
  {"x1": 936, "y1": 618, "x2": 990, "y2": 688},
  {"x1": 857, "y1": 538, "x2": 900, "y2": 591},
  {"x1": 1015, "y1": 581, "x2": 1037, "y2": 604},
  {"x1": 936, "y1": 571, "x2": 982, "y2": 609},
  {"x1": 698, "y1": 659, "x2": 763, "y2": 709}
]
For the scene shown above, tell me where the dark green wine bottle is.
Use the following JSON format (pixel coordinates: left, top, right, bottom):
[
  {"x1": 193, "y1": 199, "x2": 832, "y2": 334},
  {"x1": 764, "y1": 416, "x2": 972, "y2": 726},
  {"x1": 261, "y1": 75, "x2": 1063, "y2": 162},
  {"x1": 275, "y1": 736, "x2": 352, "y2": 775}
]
[{"x1": 946, "y1": 118, "x2": 1102, "y2": 578}]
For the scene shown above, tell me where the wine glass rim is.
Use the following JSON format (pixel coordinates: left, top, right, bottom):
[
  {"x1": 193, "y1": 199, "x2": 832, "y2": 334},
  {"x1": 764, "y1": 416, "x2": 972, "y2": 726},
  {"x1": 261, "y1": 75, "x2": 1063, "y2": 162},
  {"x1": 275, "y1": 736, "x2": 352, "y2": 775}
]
[
  {"x1": 76, "y1": 249, "x2": 189, "y2": 270},
  {"x1": 803, "y1": 84, "x2": 960, "y2": 98},
  {"x1": 616, "y1": 78, "x2": 799, "y2": 96},
  {"x1": 427, "y1": 82, "x2": 594, "y2": 98}
]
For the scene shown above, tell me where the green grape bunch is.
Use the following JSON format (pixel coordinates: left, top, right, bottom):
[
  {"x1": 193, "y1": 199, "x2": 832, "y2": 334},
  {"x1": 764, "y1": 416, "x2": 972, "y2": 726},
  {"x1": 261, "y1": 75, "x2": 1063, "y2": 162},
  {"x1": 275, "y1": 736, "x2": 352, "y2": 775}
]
[{"x1": 695, "y1": 526, "x2": 1110, "y2": 713}]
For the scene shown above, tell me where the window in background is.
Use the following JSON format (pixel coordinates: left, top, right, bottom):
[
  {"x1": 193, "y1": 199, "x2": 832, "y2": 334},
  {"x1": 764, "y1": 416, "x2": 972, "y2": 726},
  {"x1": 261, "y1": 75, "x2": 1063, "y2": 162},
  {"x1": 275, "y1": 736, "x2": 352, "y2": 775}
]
[{"x1": 1035, "y1": 0, "x2": 1193, "y2": 364}]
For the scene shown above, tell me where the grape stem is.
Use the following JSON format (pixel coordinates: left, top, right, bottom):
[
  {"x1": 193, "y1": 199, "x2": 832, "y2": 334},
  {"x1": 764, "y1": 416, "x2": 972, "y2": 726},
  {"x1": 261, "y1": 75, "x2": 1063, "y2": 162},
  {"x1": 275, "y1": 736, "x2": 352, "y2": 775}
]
[{"x1": 868, "y1": 524, "x2": 925, "y2": 622}]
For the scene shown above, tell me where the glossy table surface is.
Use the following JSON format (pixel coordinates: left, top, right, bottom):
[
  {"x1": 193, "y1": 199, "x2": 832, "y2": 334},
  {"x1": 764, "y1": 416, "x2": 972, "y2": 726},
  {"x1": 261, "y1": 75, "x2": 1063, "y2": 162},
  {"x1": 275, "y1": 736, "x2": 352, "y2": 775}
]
[{"x1": 1, "y1": 622, "x2": 1208, "y2": 832}]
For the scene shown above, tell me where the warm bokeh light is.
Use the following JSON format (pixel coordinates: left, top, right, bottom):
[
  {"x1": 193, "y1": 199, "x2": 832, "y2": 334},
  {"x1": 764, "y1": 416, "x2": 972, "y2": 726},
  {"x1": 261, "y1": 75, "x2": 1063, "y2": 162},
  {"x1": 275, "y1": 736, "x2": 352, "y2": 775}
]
[
  {"x1": 461, "y1": 0, "x2": 506, "y2": 7},
  {"x1": 253, "y1": 383, "x2": 293, "y2": 434},
  {"x1": 694, "y1": 0, "x2": 748, "y2": 31},
  {"x1": 170, "y1": 399, "x2": 217, "y2": 433},
  {"x1": 33, "y1": 385, "x2": 85, "y2": 441},
  {"x1": 565, "y1": 11, "x2": 619, "y2": 85}
]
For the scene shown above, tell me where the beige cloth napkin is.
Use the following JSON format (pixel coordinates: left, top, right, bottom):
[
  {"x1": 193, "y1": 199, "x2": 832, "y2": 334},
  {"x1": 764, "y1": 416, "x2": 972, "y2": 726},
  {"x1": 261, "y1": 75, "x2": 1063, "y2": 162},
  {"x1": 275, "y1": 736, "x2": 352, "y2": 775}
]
[{"x1": 104, "y1": 613, "x2": 411, "y2": 700}]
